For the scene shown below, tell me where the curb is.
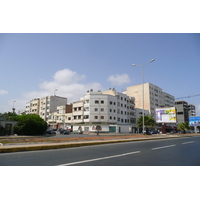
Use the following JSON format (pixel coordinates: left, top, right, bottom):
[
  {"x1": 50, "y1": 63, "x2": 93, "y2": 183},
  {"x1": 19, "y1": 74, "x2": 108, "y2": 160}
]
[{"x1": 0, "y1": 134, "x2": 198, "y2": 153}]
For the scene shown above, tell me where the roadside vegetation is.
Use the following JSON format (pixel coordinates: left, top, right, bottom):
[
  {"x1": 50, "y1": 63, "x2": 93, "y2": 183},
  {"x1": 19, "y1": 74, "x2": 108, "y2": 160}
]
[
  {"x1": 137, "y1": 115, "x2": 156, "y2": 134},
  {"x1": 9, "y1": 114, "x2": 47, "y2": 135},
  {"x1": 177, "y1": 122, "x2": 190, "y2": 133}
]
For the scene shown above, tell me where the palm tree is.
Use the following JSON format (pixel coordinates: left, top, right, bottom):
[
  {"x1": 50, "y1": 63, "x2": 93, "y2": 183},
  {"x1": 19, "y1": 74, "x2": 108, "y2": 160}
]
[
  {"x1": 137, "y1": 115, "x2": 156, "y2": 134},
  {"x1": 177, "y1": 123, "x2": 190, "y2": 133}
]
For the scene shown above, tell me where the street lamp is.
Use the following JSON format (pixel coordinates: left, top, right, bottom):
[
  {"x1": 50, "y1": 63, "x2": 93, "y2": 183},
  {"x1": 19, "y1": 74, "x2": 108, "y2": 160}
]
[
  {"x1": 132, "y1": 59, "x2": 155, "y2": 134},
  {"x1": 54, "y1": 89, "x2": 58, "y2": 96},
  {"x1": 12, "y1": 100, "x2": 16, "y2": 113}
]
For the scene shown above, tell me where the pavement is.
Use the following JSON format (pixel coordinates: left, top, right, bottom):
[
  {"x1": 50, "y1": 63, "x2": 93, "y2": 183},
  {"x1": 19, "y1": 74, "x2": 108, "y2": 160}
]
[{"x1": 0, "y1": 133, "x2": 199, "y2": 153}]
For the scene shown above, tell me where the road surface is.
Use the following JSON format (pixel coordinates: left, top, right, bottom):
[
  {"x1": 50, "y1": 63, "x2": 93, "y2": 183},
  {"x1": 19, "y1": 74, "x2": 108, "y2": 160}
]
[{"x1": 0, "y1": 136, "x2": 200, "y2": 166}]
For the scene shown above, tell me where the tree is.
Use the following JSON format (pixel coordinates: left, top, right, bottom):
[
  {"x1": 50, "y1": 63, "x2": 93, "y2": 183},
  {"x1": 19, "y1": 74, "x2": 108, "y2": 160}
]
[
  {"x1": 177, "y1": 123, "x2": 190, "y2": 133},
  {"x1": 12, "y1": 114, "x2": 47, "y2": 135},
  {"x1": 137, "y1": 115, "x2": 156, "y2": 134},
  {"x1": 1, "y1": 112, "x2": 18, "y2": 120}
]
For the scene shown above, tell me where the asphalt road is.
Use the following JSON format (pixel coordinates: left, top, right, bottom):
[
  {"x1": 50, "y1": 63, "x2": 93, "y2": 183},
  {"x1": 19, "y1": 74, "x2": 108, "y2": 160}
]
[{"x1": 1, "y1": 136, "x2": 200, "y2": 166}]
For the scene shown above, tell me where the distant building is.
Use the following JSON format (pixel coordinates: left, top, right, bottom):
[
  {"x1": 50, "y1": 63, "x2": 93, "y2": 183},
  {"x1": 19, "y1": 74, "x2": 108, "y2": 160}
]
[
  {"x1": 175, "y1": 100, "x2": 196, "y2": 123},
  {"x1": 124, "y1": 83, "x2": 175, "y2": 119},
  {"x1": 25, "y1": 96, "x2": 67, "y2": 122},
  {"x1": 39, "y1": 96, "x2": 67, "y2": 121}
]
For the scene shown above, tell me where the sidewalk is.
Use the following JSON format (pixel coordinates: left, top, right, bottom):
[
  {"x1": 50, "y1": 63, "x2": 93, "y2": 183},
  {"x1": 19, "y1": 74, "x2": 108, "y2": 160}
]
[{"x1": 0, "y1": 133, "x2": 199, "y2": 153}]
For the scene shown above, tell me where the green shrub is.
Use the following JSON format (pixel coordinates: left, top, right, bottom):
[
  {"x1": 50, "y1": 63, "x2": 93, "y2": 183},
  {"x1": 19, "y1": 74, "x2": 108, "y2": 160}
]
[{"x1": 13, "y1": 114, "x2": 47, "y2": 135}]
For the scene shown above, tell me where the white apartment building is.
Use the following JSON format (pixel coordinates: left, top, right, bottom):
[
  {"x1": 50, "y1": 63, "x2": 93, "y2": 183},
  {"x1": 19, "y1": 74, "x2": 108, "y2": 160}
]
[
  {"x1": 124, "y1": 83, "x2": 175, "y2": 119},
  {"x1": 25, "y1": 96, "x2": 67, "y2": 124},
  {"x1": 40, "y1": 95, "x2": 67, "y2": 121},
  {"x1": 25, "y1": 102, "x2": 31, "y2": 114},
  {"x1": 49, "y1": 89, "x2": 136, "y2": 133},
  {"x1": 29, "y1": 98, "x2": 40, "y2": 115}
]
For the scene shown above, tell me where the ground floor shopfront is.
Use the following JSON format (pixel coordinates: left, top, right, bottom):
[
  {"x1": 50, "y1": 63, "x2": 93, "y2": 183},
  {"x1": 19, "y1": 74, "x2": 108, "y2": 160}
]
[{"x1": 71, "y1": 124, "x2": 137, "y2": 134}]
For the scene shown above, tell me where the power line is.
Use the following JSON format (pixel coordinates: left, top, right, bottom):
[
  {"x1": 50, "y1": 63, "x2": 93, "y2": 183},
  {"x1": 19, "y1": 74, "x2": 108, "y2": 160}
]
[{"x1": 175, "y1": 93, "x2": 200, "y2": 100}]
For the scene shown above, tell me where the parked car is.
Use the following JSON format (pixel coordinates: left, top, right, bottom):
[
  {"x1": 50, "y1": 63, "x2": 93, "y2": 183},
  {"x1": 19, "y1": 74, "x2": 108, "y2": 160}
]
[
  {"x1": 170, "y1": 130, "x2": 177, "y2": 134},
  {"x1": 62, "y1": 130, "x2": 70, "y2": 135},
  {"x1": 44, "y1": 129, "x2": 56, "y2": 135},
  {"x1": 73, "y1": 130, "x2": 83, "y2": 134},
  {"x1": 149, "y1": 130, "x2": 158, "y2": 134},
  {"x1": 59, "y1": 129, "x2": 70, "y2": 134}
]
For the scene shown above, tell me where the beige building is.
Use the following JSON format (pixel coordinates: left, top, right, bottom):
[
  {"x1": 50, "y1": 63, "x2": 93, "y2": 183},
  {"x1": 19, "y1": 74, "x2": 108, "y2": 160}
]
[
  {"x1": 40, "y1": 95, "x2": 67, "y2": 121},
  {"x1": 124, "y1": 83, "x2": 175, "y2": 118},
  {"x1": 29, "y1": 98, "x2": 40, "y2": 115}
]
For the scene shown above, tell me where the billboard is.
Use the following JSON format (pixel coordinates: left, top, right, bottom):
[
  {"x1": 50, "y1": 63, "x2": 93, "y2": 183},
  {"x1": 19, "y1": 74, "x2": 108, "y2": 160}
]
[
  {"x1": 155, "y1": 107, "x2": 176, "y2": 123},
  {"x1": 189, "y1": 116, "x2": 200, "y2": 126}
]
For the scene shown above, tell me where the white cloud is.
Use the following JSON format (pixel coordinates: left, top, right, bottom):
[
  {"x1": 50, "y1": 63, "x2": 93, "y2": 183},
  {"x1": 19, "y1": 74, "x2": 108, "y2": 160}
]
[
  {"x1": 107, "y1": 73, "x2": 131, "y2": 86},
  {"x1": 0, "y1": 90, "x2": 8, "y2": 95},
  {"x1": 8, "y1": 69, "x2": 104, "y2": 113}
]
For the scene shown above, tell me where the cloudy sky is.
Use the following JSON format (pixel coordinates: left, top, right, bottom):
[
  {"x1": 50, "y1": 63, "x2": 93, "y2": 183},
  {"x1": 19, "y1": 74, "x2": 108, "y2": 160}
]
[
  {"x1": 1, "y1": 33, "x2": 200, "y2": 115},
  {"x1": 1, "y1": 1, "x2": 200, "y2": 116}
]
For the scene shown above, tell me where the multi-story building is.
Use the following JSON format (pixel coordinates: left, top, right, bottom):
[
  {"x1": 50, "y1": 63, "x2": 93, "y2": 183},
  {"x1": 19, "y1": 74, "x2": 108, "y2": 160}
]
[
  {"x1": 25, "y1": 102, "x2": 31, "y2": 114},
  {"x1": 175, "y1": 100, "x2": 196, "y2": 123},
  {"x1": 124, "y1": 83, "x2": 175, "y2": 119},
  {"x1": 39, "y1": 95, "x2": 67, "y2": 121},
  {"x1": 188, "y1": 104, "x2": 196, "y2": 117},
  {"x1": 48, "y1": 89, "x2": 136, "y2": 133},
  {"x1": 29, "y1": 98, "x2": 40, "y2": 115}
]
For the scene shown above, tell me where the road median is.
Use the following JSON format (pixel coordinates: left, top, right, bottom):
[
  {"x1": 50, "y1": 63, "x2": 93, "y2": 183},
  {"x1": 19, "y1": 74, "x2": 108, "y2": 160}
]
[{"x1": 0, "y1": 134, "x2": 199, "y2": 153}]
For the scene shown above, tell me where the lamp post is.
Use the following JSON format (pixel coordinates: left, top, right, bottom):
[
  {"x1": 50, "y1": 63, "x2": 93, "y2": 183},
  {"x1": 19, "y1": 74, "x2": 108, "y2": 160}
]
[
  {"x1": 132, "y1": 59, "x2": 155, "y2": 134},
  {"x1": 12, "y1": 100, "x2": 16, "y2": 113},
  {"x1": 53, "y1": 89, "x2": 58, "y2": 129}
]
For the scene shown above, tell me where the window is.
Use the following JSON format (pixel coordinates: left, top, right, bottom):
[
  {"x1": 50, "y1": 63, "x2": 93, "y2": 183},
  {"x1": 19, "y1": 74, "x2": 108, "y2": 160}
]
[
  {"x1": 110, "y1": 116, "x2": 112, "y2": 120},
  {"x1": 95, "y1": 100, "x2": 99, "y2": 104},
  {"x1": 94, "y1": 116, "x2": 98, "y2": 119},
  {"x1": 68, "y1": 117, "x2": 71, "y2": 120},
  {"x1": 101, "y1": 108, "x2": 104, "y2": 112},
  {"x1": 95, "y1": 108, "x2": 98, "y2": 111},
  {"x1": 110, "y1": 101, "x2": 112, "y2": 105},
  {"x1": 101, "y1": 100, "x2": 104, "y2": 104},
  {"x1": 101, "y1": 116, "x2": 104, "y2": 119},
  {"x1": 110, "y1": 109, "x2": 112, "y2": 112}
]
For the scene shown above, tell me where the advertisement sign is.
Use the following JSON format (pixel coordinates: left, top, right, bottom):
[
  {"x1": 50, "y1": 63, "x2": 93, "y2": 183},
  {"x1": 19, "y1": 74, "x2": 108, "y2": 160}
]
[
  {"x1": 189, "y1": 116, "x2": 200, "y2": 126},
  {"x1": 155, "y1": 107, "x2": 176, "y2": 123}
]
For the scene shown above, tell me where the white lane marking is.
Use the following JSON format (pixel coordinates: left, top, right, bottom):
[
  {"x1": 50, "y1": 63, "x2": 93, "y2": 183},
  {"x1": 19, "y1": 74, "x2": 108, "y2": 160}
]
[
  {"x1": 151, "y1": 144, "x2": 176, "y2": 150},
  {"x1": 182, "y1": 141, "x2": 194, "y2": 145},
  {"x1": 57, "y1": 151, "x2": 141, "y2": 166}
]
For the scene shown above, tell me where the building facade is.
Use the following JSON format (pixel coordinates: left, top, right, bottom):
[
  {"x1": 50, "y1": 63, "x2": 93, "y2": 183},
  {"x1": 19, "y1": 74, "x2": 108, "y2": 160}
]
[
  {"x1": 175, "y1": 100, "x2": 196, "y2": 123},
  {"x1": 124, "y1": 83, "x2": 175, "y2": 119},
  {"x1": 46, "y1": 89, "x2": 137, "y2": 133}
]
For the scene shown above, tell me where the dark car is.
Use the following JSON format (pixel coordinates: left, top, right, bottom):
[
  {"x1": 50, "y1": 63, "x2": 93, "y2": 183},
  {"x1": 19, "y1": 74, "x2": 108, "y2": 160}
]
[
  {"x1": 44, "y1": 129, "x2": 56, "y2": 135},
  {"x1": 60, "y1": 129, "x2": 70, "y2": 135},
  {"x1": 62, "y1": 130, "x2": 70, "y2": 135},
  {"x1": 149, "y1": 130, "x2": 158, "y2": 134},
  {"x1": 170, "y1": 130, "x2": 177, "y2": 134}
]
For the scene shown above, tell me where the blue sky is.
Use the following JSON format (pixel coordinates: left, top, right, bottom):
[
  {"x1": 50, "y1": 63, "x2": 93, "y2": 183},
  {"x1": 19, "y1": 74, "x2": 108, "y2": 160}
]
[{"x1": 0, "y1": 33, "x2": 200, "y2": 114}]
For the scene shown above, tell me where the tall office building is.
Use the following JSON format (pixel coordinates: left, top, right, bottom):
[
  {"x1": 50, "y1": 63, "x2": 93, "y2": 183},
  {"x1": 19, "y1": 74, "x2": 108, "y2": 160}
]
[{"x1": 124, "y1": 83, "x2": 175, "y2": 119}]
